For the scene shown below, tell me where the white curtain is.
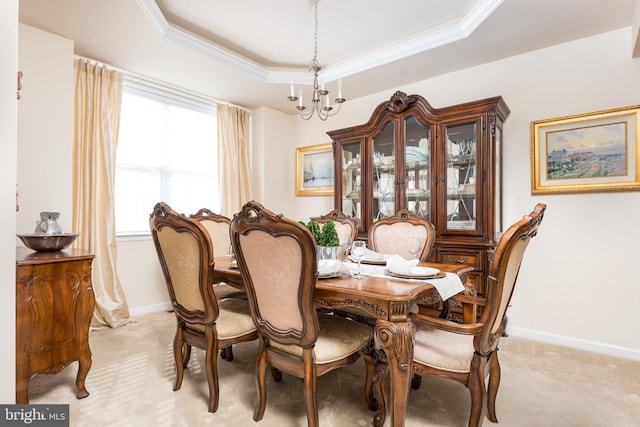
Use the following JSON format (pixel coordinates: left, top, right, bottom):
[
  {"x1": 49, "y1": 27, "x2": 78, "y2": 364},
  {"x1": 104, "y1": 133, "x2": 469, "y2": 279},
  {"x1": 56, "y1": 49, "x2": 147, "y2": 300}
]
[
  {"x1": 73, "y1": 58, "x2": 130, "y2": 328},
  {"x1": 217, "y1": 104, "x2": 252, "y2": 217}
]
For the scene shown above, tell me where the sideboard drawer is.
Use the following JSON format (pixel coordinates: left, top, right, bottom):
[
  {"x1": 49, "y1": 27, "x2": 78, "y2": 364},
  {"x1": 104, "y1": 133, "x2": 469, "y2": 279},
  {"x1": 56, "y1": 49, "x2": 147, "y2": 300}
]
[{"x1": 439, "y1": 251, "x2": 481, "y2": 268}]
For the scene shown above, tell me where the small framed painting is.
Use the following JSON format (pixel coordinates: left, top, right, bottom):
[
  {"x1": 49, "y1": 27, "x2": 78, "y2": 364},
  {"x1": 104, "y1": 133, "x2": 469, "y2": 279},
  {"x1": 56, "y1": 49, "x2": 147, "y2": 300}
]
[
  {"x1": 531, "y1": 105, "x2": 640, "y2": 194},
  {"x1": 296, "y1": 143, "x2": 334, "y2": 196}
]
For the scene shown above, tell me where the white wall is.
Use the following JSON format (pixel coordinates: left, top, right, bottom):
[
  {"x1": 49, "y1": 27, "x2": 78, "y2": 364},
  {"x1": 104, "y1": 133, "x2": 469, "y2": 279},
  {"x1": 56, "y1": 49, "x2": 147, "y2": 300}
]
[
  {"x1": 252, "y1": 106, "x2": 332, "y2": 220},
  {"x1": 117, "y1": 237, "x2": 169, "y2": 315},
  {"x1": 282, "y1": 28, "x2": 640, "y2": 358},
  {"x1": 16, "y1": 24, "x2": 74, "y2": 236},
  {"x1": 1, "y1": 0, "x2": 18, "y2": 404}
]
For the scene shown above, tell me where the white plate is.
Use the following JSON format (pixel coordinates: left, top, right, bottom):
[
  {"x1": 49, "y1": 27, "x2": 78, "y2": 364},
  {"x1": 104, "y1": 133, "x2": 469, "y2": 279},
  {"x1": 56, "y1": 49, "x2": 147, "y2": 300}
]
[
  {"x1": 318, "y1": 272, "x2": 340, "y2": 279},
  {"x1": 360, "y1": 258, "x2": 387, "y2": 265},
  {"x1": 358, "y1": 253, "x2": 390, "y2": 265},
  {"x1": 228, "y1": 260, "x2": 238, "y2": 269},
  {"x1": 386, "y1": 266, "x2": 440, "y2": 279}
]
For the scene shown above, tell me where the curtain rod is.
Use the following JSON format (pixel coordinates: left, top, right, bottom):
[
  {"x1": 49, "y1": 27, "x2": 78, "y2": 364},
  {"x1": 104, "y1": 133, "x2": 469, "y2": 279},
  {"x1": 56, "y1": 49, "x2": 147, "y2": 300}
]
[{"x1": 74, "y1": 55, "x2": 251, "y2": 113}]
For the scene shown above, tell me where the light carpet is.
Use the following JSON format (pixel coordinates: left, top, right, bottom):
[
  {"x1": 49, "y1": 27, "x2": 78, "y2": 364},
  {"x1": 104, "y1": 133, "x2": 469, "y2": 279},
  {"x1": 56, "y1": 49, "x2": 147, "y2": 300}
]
[{"x1": 28, "y1": 310, "x2": 640, "y2": 426}]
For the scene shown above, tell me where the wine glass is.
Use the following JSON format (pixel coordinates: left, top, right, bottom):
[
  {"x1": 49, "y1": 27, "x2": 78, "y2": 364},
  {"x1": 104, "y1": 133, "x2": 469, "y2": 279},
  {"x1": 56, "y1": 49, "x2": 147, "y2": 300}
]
[
  {"x1": 350, "y1": 241, "x2": 367, "y2": 279},
  {"x1": 407, "y1": 237, "x2": 422, "y2": 260},
  {"x1": 341, "y1": 241, "x2": 351, "y2": 261}
]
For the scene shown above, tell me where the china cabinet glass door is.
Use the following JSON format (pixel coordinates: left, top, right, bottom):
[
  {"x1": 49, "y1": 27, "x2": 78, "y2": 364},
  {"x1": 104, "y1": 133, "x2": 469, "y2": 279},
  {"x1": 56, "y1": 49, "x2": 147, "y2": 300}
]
[
  {"x1": 341, "y1": 141, "x2": 362, "y2": 224},
  {"x1": 372, "y1": 122, "x2": 395, "y2": 221},
  {"x1": 444, "y1": 122, "x2": 478, "y2": 231},
  {"x1": 404, "y1": 117, "x2": 431, "y2": 221}
]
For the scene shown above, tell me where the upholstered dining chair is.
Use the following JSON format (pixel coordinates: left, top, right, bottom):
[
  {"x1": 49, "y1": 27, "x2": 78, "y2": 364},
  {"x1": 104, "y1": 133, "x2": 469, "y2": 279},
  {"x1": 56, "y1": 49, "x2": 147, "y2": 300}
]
[
  {"x1": 368, "y1": 209, "x2": 435, "y2": 261},
  {"x1": 190, "y1": 208, "x2": 244, "y2": 298},
  {"x1": 149, "y1": 202, "x2": 258, "y2": 413},
  {"x1": 229, "y1": 200, "x2": 377, "y2": 427},
  {"x1": 190, "y1": 207, "x2": 232, "y2": 258},
  {"x1": 190, "y1": 207, "x2": 247, "y2": 360},
  {"x1": 408, "y1": 203, "x2": 546, "y2": 427},
  {"x1": 315, "y1": 208, "x2": 358, "y2": 248}
]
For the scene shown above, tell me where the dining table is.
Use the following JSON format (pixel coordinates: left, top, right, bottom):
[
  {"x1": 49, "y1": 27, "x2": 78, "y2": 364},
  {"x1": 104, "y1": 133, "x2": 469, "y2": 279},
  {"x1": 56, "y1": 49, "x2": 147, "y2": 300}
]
[{"x1": 213, "y1": 256, "x2": 473, "y2": 427}]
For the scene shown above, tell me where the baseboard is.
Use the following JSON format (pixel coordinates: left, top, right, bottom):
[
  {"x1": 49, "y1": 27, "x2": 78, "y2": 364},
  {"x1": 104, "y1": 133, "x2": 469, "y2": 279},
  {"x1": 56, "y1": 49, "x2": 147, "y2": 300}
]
[
  {"x1": 129, "y1": 302, "x2": 172, "y2": 317},
  {"x1": 506, "y1": 325, "x2": 640, "y2": 361}
]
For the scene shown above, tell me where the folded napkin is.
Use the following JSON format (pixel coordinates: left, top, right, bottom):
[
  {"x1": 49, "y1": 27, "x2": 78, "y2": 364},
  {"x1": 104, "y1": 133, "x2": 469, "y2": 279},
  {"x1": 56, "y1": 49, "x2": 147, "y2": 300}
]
[
  {"x1": 425, "y1": 273, "x2": 464, "y2": 301},
  {"x1": 364, "y1": 248, "x2": 387, "y2": 261},
  {"x1": 318, "y1": 259, "x2": 341, "y2": 276},
  {"x1": 385, "y1": 254, "x2": 420, "y2": 274},
  {"x1": 349, "y1": 249, "x2": 390, "y2": 263}
]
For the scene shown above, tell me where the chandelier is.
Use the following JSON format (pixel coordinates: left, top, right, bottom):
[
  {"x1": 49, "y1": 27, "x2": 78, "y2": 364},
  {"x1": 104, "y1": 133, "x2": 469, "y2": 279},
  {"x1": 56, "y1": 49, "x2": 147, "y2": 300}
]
[{"x1": 287, "y1": 0, "x2": 345, "y2": 121}]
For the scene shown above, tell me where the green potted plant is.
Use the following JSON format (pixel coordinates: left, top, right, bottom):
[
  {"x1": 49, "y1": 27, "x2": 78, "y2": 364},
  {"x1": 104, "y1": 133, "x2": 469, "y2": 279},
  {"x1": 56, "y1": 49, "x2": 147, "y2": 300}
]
[{"x1": 303, "y1": 220, "x2": 340, "y2": 260}]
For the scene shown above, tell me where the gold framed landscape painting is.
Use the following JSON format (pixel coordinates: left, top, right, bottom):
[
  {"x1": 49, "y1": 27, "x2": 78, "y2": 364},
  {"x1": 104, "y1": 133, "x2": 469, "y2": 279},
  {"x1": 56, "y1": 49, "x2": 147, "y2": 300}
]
[
  {"x1": 531, "y1": 105, "x2": 640, "y2": 194},
  {"x1": 296, "y1": 143, "x2": 334, "y2": 196}
]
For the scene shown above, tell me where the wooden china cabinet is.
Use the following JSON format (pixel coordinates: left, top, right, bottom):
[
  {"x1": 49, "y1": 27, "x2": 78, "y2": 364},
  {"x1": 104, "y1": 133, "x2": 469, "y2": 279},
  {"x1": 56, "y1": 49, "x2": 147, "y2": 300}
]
[{"x1": 327, "y1": 92, "x2": 510, "y2": 320}]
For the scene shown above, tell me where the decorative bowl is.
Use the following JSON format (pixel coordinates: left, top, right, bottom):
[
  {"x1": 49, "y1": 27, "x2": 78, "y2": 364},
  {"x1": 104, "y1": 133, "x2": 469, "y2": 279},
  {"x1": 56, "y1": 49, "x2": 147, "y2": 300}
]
[{"x1": 17, "y1": 233, "x2": 79, "y2": 252}]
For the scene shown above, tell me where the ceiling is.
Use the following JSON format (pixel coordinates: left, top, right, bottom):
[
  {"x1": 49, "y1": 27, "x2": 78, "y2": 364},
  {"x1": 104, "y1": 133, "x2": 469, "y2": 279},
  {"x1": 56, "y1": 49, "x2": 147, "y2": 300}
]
[{"x1": 18, "y1": 0, "x2": 639, "y2": 114}]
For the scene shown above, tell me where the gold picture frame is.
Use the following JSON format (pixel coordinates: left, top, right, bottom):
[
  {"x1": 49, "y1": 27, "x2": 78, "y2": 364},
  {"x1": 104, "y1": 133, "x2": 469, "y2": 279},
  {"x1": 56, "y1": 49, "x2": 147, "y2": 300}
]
[
  {"x1": 531, "y1": 105, "x2": 640, "y2": 194},
  {"x1": 296, "y1": 143, "x2": 334, "y2": 196}
]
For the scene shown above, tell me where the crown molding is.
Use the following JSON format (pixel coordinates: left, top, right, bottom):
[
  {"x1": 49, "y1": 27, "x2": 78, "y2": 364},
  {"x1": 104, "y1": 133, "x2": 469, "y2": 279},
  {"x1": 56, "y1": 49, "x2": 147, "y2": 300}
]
[
  {"x1": 136, "y1": 0, "x2": 503, "y2": 85},
  {"x1": 632, "y1": 0, "x2": 640, "y2": 58}
]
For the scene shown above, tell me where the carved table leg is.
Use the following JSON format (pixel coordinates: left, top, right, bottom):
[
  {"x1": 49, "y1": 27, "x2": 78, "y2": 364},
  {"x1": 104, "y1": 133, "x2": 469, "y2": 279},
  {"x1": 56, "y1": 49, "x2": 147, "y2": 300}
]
[
  {"x1": 375, "y1": 319, "x2": 415, "y2": 427},
  {"x1": 370, "y1": 348, "x2": 389, "y2": 427}
]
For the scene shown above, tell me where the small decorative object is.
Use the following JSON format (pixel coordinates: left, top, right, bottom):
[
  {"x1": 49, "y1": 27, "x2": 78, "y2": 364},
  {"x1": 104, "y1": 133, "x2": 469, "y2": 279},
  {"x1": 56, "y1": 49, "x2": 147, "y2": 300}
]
[
  {"x1": 17, "y1": 212, "x2": 79, "y2": 251},
  {"x1": 34, "y1": 211, "x2": 65, "y2": 235},
  {"x1": 303, "y1": 220, "x2": 340, "y2": 260}
]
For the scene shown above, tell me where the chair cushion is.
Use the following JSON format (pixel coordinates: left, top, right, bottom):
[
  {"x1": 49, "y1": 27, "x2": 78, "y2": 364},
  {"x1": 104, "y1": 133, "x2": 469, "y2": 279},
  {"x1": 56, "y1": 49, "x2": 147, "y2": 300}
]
[
  {"x1": 413, "y1": 322, "x2": 475, "y2": 373},
  {"x1": 186, "y1": 298, "x2": 256, "y2": 339},
  {"x1": 213, "y1": 283, "x2": 247, "y2": 300},
  {"x1": 270, "y1": 314, "x2": 373, "y2": 364},
  {"x1": 216, "y1": 298, "x2": 257, "y2": 338}
]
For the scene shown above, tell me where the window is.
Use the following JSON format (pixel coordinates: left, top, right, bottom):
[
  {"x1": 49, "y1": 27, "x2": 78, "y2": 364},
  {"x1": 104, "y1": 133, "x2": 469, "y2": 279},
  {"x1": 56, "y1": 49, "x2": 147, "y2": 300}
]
[{"x1": 115, "y1": 79, "x2": 219, "y2": 235}]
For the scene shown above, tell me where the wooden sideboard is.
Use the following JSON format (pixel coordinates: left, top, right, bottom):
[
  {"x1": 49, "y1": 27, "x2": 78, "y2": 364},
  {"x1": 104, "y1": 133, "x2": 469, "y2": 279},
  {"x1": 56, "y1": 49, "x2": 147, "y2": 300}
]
[{"x1": 15, "y1": 247, "x2": 95, "y2": 404}]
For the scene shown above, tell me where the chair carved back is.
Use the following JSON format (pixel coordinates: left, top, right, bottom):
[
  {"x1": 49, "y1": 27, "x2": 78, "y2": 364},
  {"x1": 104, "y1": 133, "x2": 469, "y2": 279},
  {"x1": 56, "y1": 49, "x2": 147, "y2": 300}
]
[
  {"x1": 368, "y1": 209, "x2": 436, "y2": 260},
  {"x1": 190, "y1": 208, "x2": 231, "y2": 257},
  {"x1": 476, "y1": 203, "x2": 546, "y2": 355},
  {"x1": 230, "y1": 200, "x2": 320, "y2": 347},
  {"x1": 150, "y1": 202, "x2": 219, "y2": 325},
  {"x1": 315, "y1": 209, "x2": 358, "y2": 246}
]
